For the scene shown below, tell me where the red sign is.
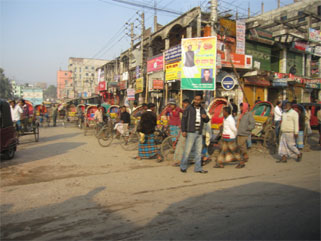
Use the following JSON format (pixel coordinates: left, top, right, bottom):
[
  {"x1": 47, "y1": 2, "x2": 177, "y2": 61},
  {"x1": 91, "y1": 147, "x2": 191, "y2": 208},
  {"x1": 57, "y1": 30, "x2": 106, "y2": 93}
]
[
  {"x1": 220, "y1": 53, "x2": 252, "y2": 69},
  {"x1": 98, "y1": 81, "x2": 106, "y2": 91},
  {"x1": 153, "y1": 79, "x2": 164, "y2": 90},
  {"x1": 147, "y1": 55, "x2": 164, "y2": 73},
  {"x1": 119, "y1": 81, "x2": 127, "y2": 90}
]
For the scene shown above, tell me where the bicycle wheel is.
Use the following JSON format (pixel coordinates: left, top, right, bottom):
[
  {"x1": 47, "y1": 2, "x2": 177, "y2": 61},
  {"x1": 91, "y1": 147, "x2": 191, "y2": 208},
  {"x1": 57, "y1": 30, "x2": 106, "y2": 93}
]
[
  {"x1": 120, "y1": 132, "x2": 139, "y2": 151},
  {"x1": 97, "y1": 127, "x2": 113, "y2": 147},
  {"x1": 161, "y1": 135, "x2": 176, "y2": 161}
]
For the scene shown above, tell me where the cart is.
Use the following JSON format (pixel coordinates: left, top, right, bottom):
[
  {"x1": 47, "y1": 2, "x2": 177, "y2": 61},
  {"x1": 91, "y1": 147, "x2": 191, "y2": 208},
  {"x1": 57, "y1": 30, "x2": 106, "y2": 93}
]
[
  {"x1": 19, "y1": 101, "x2": 40, "y2": 142},
  {"x1": 63, "y1": 104, "x2": 78, "y2": 127},
  {"x1": 250, "y1": 101, "x2": 276, "y2": 150},
  {"x1": 83, "y1": 105, "x2": 98, "y2": 136}
]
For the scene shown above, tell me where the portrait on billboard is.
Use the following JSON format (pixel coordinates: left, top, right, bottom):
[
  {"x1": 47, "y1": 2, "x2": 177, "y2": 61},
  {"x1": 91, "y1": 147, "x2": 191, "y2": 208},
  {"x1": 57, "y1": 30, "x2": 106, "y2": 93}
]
[{"x1": 201, "y1": 69, "x2": 213, "y2": 84}]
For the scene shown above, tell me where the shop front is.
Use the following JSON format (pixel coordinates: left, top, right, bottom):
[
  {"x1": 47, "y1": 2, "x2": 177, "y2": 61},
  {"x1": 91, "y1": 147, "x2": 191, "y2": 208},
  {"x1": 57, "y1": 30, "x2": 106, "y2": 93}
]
[
  {"x1": 243, "y1": 75, "x2": 270, "y2": 106},
  {"x1": 269, "y1": 73, "x2": 288, "y2": 104}
]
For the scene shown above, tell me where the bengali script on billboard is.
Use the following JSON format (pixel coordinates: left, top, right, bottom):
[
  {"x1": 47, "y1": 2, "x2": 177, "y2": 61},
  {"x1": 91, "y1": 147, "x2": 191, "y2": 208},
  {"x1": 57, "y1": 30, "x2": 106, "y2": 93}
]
[{"x1": 181, "y1": 37, "x2": 217, "y2": 90}]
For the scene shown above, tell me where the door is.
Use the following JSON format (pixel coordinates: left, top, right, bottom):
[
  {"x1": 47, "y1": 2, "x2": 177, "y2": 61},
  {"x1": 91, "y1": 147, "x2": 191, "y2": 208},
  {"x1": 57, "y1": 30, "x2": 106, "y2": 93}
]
[
  {"x1": 244, "y1": 85, "x2": 254, "y2": 107},
  {"x1": 255, "y1": 87, "x2": 265, "y2": 103}
]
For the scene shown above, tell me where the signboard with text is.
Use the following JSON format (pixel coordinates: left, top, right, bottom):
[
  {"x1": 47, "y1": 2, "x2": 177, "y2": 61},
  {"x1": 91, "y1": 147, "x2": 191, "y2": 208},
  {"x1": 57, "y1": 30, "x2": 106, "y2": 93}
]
[
  {"x1": 147, "y1": 55, "x2": 164, "y2": 73},
  {"x1": 236, "y1": 20, "x2": 245, "y2": 55},
  {"x1": 153, "y1": 79, "x2": 164, "y2": 90},
  {"x1": 164, "y1": 45, "x2": 182, "y2": 64},
  {"x1": 181, "y1": 37, "x2": 217, "y2": 90},
  {"x1": 127, "y1": 88, "x2": 135, "y2": 100},
  {"x1": 165, "y1": 62, "x2": 181, "y2": 82},
  {"x1": 136, "y1": 77, "x2": 144, "y2": 93}
]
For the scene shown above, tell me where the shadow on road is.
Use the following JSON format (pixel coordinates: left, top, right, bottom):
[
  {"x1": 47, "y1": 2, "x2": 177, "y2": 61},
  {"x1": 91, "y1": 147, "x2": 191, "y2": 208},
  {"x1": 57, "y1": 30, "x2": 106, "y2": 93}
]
[
  {"x1": 40, "y1": 132, "x2": 81, "y2": 143},
  {"x1": 0, "y1": 142, "x2": 86, "y2": 167},
  {"x1": 1, "y1": 182, "x2": 320, "y2": 240}
]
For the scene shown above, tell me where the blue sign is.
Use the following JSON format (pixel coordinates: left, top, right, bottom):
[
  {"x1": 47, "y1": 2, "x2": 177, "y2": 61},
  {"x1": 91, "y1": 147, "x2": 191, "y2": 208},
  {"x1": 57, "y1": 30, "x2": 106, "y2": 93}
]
[
  {"x1": 272, "y1": 78, "x2": 288, "y2": 87},
  {"x1": 165, "y1": 45, "x2": 182, "y2": 64},
  {"x1": 221, "y1": 76, "x2": 236, "y2": 90}
]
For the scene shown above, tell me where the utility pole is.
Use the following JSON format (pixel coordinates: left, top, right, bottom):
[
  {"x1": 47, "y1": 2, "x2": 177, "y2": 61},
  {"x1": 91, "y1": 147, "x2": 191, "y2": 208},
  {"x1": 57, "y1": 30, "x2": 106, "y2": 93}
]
[
  {"x1": 139, "y1": 12, "x2": 146, "y2": 103},
  {"x1": 154, "y1": 0, "x2": 157, "y2": 32},
  {"x1": 210, "y1": 0, "x2": 218, "y2": 36}
]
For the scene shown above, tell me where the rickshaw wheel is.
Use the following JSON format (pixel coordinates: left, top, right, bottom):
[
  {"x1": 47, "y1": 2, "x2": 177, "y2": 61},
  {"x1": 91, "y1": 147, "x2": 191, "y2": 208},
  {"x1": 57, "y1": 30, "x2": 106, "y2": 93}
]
[
  {"x1": 264, "y1": 128, "x2": 276, "y2": 152},
  {"x1": 120, "y1": 133, "x2": 139, "y2": 151},
  {"x1": 161, "y1": 135, "x2": 176, "y2": 162},
  {"x1": 97, "y1": 127, "x2": 113, "y2": 147},
  {"x1": 34, "y1": 124, "x2": 40, "y2": 142},
  {"x1": 4, "y1": 147, "x2": 15, "y2": 160}
]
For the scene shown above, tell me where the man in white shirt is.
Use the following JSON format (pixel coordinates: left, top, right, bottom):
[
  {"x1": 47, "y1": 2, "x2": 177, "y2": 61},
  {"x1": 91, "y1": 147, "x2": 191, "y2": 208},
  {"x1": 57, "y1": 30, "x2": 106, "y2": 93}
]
[
  {"x1": 9, "y1": 100, "x2": 15, "y2": 121},
  {"x1": 12, "y1": 100, "x2": 24, "y2": 131},
  {"x1": 274, "y1": 101, "x2": 282, "y2": 139},
  {"x1": 278, "y1": 102, "x2": 302, "y2": 163}
]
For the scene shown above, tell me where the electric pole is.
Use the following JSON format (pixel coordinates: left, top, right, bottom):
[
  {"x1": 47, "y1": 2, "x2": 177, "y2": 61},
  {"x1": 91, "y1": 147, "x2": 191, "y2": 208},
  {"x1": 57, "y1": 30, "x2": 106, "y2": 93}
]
[{"x1": 210, "y1": 0, "x2": 218, "y2": 36}]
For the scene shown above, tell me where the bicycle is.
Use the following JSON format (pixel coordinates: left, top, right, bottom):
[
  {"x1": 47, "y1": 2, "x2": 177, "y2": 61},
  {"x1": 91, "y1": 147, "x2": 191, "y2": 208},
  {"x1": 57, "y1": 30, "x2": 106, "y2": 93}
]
[{"x1": 160, "y1": 131, "x2": 180, "y2": 162}]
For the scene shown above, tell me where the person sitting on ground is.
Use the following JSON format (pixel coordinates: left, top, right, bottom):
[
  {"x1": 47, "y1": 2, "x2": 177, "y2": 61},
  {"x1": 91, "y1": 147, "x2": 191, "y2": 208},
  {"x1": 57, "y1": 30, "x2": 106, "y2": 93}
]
[
  {"x1": 115, "y1": 106, "x2": 131, "y2": 137},
  {"x1": 236, "y1": 103, "x2": 255, "y2": 168},
  {"x1": 214, "y1": 106, "x2": 242, "y2": 168},
  {"x1": 135, "y1": 103, "x2": 163, "y2": 162}
]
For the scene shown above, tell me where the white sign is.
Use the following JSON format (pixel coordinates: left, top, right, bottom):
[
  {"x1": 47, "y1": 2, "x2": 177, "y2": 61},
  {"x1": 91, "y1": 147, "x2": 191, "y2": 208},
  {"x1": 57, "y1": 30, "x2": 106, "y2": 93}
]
[
  {"x1": 122, "y1": 72, "x2": 129, "y2": 81},
  {"x1": 236, "y1": 20, "x2": 246, "y2": 55}
]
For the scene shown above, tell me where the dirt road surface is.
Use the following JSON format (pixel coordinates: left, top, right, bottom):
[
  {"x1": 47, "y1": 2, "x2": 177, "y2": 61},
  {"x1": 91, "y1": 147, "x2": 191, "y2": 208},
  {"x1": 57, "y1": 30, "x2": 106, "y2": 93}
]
[{"x1": 1, "y1": 126, "x2": 320, "y2": 240}]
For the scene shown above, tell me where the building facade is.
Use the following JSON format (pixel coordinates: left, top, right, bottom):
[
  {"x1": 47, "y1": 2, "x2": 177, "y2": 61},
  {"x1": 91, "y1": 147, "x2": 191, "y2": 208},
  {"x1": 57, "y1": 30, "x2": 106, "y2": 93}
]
[
  {"x1": 57, "y1": 70, "x2": 72, "y2": 99},
  {"x1": 68, "y1": 58, "x2": 108, "y2": 98},
  {"x1": 11, "y1": 80, "x2": 24, "y2": 98},
  {"x1": 23, "y1": 87, "x2": 43, "y2": 106}
]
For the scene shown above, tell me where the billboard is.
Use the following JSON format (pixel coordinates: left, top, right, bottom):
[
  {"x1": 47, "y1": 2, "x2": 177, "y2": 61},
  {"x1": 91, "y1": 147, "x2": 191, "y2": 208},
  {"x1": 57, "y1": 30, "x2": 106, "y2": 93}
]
[
  {"x1": 181, "y1": 37, "x2": 217, "y2": 90},
  {"x1": 165, "y1": 62, "x2": 181, "y2": 82},
  {"x1": 164, "y1": 45, "x2": 182, "y2": 64},
  {"x1": 236, "y1": 20, "x2": 246, "y2": 55},
  {"x1": 147, "y1": 55, "x2": 164, "y2": 73},
  {"x1": 136, "y1": 77, "x2": 144, "y2": 93},
  {"x1": 127, "y1": 88, "x2": 135, "y2": 100}
]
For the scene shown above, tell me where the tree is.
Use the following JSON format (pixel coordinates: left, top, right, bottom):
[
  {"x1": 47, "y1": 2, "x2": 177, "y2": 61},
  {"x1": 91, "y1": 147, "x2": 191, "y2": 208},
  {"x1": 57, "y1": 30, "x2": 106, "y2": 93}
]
[
  {"x1": 0, "y1": 68, "x2": 13, "y2": 100},
  {"x1": 43, "y1": 85, "x2": 57, "y2": 101}
]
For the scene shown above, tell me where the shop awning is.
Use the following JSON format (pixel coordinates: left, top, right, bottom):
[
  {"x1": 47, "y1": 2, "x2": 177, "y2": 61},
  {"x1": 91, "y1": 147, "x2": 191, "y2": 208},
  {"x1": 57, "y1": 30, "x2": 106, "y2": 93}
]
[{"x1": 244, "y1": 76, "x2": 271, "y2": 87}]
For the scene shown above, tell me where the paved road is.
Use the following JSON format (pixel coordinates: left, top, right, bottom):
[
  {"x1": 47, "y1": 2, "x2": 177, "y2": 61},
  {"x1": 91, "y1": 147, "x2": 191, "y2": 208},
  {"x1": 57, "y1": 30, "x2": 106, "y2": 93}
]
[{"x1": 1, "y1": 126, "x2": 320, "y2": 240}]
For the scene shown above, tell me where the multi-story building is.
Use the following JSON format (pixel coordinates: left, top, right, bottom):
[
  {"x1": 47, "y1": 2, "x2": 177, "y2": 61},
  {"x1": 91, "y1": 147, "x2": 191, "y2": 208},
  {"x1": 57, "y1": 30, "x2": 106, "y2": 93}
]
[
  {"x1": 23, "y1": 87, "x2": 43, "y2": 105},
  {"x1": 68, "y1": 58, "x2": 108, "y2": 98},
  {"x1": 11, "y1": 80, "x2": 24, "y2": 98},
  {"x1": 57, "y1": 70, "x2": 72, "y2": 99},
  {"x1": 34, "y1": 82, "x2": 48, "y2": 90}
]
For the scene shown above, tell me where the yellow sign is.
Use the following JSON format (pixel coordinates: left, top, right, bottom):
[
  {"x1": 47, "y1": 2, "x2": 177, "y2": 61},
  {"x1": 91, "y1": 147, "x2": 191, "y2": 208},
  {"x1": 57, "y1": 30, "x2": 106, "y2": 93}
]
[
  {"x1": 136, "y1": 77, "x2": 144, "y2": 93},
  {"x1": 181, "y1": 37, "x2": 217, "y2": 90},
  {"x1": 165, "y1": 62, "x2": 181, "y2": 81}
]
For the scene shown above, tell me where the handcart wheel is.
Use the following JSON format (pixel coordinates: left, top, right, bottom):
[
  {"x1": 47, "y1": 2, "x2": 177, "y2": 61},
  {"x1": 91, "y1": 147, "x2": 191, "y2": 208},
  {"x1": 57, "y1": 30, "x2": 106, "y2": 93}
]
[{"x1": 161, "y1": 135, "x2": 176, "y2": 161}]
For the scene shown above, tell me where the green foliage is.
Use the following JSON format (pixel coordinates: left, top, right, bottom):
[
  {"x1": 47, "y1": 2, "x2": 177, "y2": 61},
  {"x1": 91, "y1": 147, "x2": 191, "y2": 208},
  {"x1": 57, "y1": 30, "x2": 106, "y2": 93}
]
[
  {"x1": 0, "y1": 68, "x2": 13, "y2": 100},
  {"x1": 44, "y1": 85, "x2": 57, "y2": 100}
]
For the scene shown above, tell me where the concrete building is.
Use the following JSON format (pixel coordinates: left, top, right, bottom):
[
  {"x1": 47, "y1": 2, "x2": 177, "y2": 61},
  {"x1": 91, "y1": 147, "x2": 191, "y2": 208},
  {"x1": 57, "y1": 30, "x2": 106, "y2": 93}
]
[
  {"x1": 57, "y1": 70, "x2": 72, "y2": 99},
  {"x1": 68, "y1": 58, "x2": 108, "y2": 98},
  {"x1": 11, "y1": 80, "x2": 24, "y2": 98},
  {"x1": 23, "y1": 87, "x2": 43, "y2": 106},
  {"x1": 34, "y1": 82, "x2": 47, "y2": 90}
]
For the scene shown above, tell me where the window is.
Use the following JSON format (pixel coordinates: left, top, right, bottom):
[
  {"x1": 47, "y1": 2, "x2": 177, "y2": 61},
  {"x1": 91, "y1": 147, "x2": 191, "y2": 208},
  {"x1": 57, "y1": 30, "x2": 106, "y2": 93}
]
[
  {"x1": 318, "y1": 6, "x2": 321, "y2": 16},
  {"x1": 298, "y1": 11, "x2": 305, "y2": 22},
  {"x1": 74, "y1": 67, "x2": 77, "y2": 72},
  {"x1": 280, "y1": 15, "x2": 287, "y2": 21}
]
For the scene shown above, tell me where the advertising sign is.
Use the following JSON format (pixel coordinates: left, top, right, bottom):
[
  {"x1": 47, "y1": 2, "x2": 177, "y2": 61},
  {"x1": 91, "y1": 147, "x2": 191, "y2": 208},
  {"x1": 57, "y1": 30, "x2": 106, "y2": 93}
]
[
  {"x1": 98, "y1": 81, "x2": 106, "y2": 91},
  {"x1": 127, "y1": 88, "x2": 135, "y2": 100},
  {"x1": 153, "y1": 80, "x2": 164, "y2": 90},
  {"x1": 136, "y1": 77, "x2": 144, "y2": 93},
  {"x1": 165, "y1": 45, "x2": 182, "y2": 64},
  {"x1": 219, "y1": 18, "x2": 236, "y2": 36},
  {"x1": 165, "y1": 62, "x2": 181, "y2": 82},
  {"x1": 181, "y1": 37, "x2": 217, "y2": 90},
  {"x1": 221, "y1": 53, "x2": 252, "y2": 69},
  {"x1": 272, "y1": 78, "x2": 288, "y2": 87},
  {"x1": 136, "y1": 66, "x2": 140, "y2": 78},
  {"x1": 309, "y1": 28, "x2": 321, "y2": 43},
  {"x1": 236, "y1": 20, "x2": 246, "y2": 55},
  {"x1": 221, "y1": 75, "x2": 236, "y2": 90},
  {"x1": 147, "y1": 55, "x2": 164, "y2": 73}
]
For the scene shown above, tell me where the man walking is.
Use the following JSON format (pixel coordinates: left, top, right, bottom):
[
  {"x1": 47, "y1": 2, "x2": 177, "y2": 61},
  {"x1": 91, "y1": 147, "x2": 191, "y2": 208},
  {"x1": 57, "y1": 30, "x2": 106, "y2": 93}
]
[
  {"x1": 52, "y1": 104, "x2": 58, "y2": 127},
  {"x1": 180, "y1": 94, "x2": 210, "y2": 173},
  {"x1": 278, "y1": 102, "x2": 302, "y2": 163},
  {"x1": 236, "y1": 103, "x2": 255, "y2": 168},
  {"x1": 274, "y1": 101, "x2": 282, "y2": 139}
]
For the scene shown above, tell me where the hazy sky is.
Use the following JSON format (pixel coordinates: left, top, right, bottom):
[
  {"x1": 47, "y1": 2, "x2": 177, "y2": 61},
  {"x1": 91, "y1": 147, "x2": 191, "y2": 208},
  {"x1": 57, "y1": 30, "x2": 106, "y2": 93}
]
[{"x1": 1, "y1": 0, "x2": 294, "y2": 86}]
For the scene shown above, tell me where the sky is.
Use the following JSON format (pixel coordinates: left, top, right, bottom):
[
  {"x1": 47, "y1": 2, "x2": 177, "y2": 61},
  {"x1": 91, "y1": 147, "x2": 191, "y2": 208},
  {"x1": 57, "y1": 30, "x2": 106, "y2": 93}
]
[{"x1": 0, "y1": 0, "x2": 295, "y2": 86}]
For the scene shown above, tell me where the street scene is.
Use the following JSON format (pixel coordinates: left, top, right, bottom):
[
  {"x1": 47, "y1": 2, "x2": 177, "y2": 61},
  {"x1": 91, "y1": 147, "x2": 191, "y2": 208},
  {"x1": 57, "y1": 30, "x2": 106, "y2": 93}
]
[{"x1": 1, "y1": 0, "x2": 321, "y2": 240}]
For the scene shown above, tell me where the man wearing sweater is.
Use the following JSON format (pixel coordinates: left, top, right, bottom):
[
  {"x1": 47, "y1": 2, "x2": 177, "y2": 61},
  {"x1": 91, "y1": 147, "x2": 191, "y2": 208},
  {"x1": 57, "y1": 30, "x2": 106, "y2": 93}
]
[{"x1": 278, "y1": 102, "x2": 302, "y2": 163}]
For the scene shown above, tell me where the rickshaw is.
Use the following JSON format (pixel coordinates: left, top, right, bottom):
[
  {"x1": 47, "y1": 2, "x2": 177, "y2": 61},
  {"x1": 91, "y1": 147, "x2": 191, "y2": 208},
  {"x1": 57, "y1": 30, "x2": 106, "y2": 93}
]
[
  {"x1": 107, "y1": 105, "x2": 120, "y2": 122},
  {"x1": 208, "y1": 98, "x2": 229, "y2": 137},
  {"x1": 83, "y1": 105, "x2": 98, "y2": 136},
  {"x1": 63, "y1": 103, "x2": 77, "y2": 127},
  {"x1": 76, "y1": 104, "x2": 86, "y2": 129},
  {"x1": 250, "y1": 101, "x2": 276, "y2": 150},
  {"x1": 1, "y1": 99, "x2": 18, "y2": 160},
  {"x1": 18, "y1": 101, "x2": 40, "y2": 142},
  {"x1": 35, "y1": 104, "x2": 49, "y2": 127},
  {"x1": 57, "y1": 103, "x2": 66, "y2": 125}
]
